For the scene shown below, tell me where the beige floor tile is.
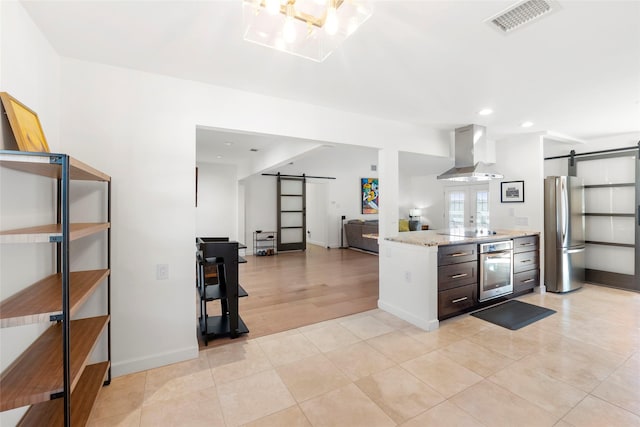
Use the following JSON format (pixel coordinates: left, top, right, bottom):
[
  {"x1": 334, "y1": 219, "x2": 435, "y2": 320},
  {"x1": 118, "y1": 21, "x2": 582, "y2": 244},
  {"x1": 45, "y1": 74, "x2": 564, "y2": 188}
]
[
  {"x1": 140, "y1": 386, "x2": 225, "y2": 427},
  {"x1": 562, "y1": 395, "x2": 640, "y2": 427},
  {"x1": 217, "y1": 369, "x2": 296, "y2": 426},
  {"x1": 144, "y1": 354, "x2": 214, "y2": 402},
  {"x1": 522, "y1": 338, "x2": 628, "y2": 392},
  {"x1": 438, "y1": 315, "x2": 495, "y2": 338},
  {"x1": 258, "y1": 332, "x2": 320, "y2": 366},
  {"x1": 401, "y1": 351, "x2": 483, "y2": 398},
  {"x1": 325, "y1": 341, "x2": 395, "y2": 381},
  {"x1": 399, "y1": 401, "x2": 486, "y2": 427},
  {"x1": 242, "y1": 405, "x2": 312, "y2": 427},
  {"x1": 366, "y1": 330, "x2": 430, "y2": 363},
  {"x1": 401, "y1": 325, "x2": 464, "y2": 352},
  {"x1": 592, "y1": 354, "x2": 640, "y2": 416},
  {"x1": 206, "y1": 340, "x2": 273, "y2": 384},
  {"x1": 299, "y1": 383, "x2": 395, "y2": 427},
  {"x1": 552, "y1": 420, "x2": 574, "y2": 427},
  {"x1": 301, "y1": 323, "x2": 361, "y2": 352},
  {"x1": 355, "y1": 366, "x2": 445, "y2": 423},
  {"x1": 87, "y1": 408, "x2": 142, "y2": 427},
  {"x1": 90, "y1": 371, "x2": 146, "y2": 421},
  {"x1": 372, "y1": 310, "x2": 414, "y2": 329},
  {"x1": 450, "y1": 380, "x2": 559, "y2": 427},
  {"x1": 276, "y1": 353, "x2": 350, "y2": 402},
  {"x1": 468, "y1": 327, "x2": 546, "y2": 360},
  {"x1": 339, "y1": 315, "x2": 395, "y2": 339},
  {"x1": 438, "y1": 339, "x2": 515, "y2": 377},
  {"x1": 488, "y1": 363, "x2": 587, "y2": 419}
]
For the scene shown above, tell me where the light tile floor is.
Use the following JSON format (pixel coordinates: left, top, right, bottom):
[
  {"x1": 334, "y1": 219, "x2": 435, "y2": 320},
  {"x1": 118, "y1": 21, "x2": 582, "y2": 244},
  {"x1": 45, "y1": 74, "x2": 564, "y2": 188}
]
[{"x1": 89, "y1": 284, "x2": 640, "y2": 426}]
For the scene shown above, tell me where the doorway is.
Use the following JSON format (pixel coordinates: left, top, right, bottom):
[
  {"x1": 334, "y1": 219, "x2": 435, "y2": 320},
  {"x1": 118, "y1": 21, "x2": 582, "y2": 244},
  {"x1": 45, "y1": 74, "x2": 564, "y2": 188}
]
[
  {"x1": 444, "y1": 184, "x2": 490, "y2": 229},
  {"x1": 306, "y1": 181, "x2": 329, "y2": 247}
]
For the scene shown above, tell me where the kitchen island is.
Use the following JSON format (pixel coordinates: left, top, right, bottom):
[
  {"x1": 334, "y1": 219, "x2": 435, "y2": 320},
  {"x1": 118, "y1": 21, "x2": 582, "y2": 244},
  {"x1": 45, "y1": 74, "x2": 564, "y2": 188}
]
[{"x1": 378, "y1": 229, "x2": 540, "y2": 331}]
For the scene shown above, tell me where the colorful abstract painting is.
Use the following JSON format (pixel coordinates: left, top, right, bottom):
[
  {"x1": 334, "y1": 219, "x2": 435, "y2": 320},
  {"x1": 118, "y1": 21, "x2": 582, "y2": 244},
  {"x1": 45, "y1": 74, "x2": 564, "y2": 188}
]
[{"x1": 361, "y1": 178, "x2": 379, "y2": 214}]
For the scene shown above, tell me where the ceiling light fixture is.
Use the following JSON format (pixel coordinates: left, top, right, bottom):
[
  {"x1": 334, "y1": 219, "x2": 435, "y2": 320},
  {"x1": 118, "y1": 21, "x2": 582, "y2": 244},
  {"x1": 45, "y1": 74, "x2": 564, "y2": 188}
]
[
  {"x1": 521, "y1": 121, "x2": 534, "y2": 128},
  {"x1": 478, "y1": 108, "x2": 494, "y2": 116},
  {"x1": 242, "y1": 0, "x2": 373, "y2": 62}
]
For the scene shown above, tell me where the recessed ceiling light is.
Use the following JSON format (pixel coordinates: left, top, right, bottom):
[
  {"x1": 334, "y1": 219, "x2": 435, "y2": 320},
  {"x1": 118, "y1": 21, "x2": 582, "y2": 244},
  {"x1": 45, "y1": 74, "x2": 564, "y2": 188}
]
[
  {"x1": 521, "y1": 121, "x2": 534, "y2": 128},
  {"x1": 478, "y1": 108, "x2": 493, "y2": 116},
  {"x1": 216, "y1": 155, "x2": 223, "y2": 159},
  {"x1": 224, "y1": 141, "x2": 232, "y2": 146}
]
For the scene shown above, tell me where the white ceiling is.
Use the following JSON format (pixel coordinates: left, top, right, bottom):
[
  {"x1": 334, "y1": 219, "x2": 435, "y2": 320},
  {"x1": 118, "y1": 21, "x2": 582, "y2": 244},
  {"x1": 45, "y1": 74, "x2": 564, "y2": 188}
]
[{"x1": 21, "y1": 0, "x2": 640, "y2": 170}]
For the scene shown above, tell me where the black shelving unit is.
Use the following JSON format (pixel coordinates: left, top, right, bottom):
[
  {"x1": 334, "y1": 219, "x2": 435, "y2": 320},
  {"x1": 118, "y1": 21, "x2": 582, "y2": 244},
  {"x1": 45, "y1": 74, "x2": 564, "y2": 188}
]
[
  {"x1": 196, "y1": 238, "x2": 249, "y2": 345},
  {"x1": 253, "y1": 231, "x2": 277, "y2": 256}
]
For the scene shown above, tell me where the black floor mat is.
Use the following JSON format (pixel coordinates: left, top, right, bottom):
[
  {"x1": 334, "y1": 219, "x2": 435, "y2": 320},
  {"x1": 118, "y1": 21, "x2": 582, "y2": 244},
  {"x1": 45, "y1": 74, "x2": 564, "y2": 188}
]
[{"x1": 470, "y1": 300, "x2": 556, "y2": 330}]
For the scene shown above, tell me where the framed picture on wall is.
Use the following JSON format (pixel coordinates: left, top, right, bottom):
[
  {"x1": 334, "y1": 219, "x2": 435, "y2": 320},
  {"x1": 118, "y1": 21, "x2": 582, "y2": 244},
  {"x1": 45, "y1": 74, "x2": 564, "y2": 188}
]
[
  {"x1": 361, "y1": 178, "x2": 379, "y2": 214},
  {"x1": 501, "y1": 180, "x2": 525, "y2": 203}
]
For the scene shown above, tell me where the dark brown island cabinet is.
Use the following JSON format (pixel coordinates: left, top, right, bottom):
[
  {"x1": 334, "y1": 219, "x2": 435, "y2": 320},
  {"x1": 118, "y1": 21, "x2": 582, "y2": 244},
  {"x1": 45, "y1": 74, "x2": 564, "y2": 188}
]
[
  {"x1": 437, "y1": 235, "x2": 540, "y2": 320},
  {"x1": 0, "y1": 151, "x2": 111, "y2": 426}
]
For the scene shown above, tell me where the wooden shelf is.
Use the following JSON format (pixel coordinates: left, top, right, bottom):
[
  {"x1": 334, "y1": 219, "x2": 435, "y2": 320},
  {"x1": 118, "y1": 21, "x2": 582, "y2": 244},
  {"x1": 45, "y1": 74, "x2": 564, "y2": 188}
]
[
  {"x1": 18, "y1": 361, "x2": 110, "y2": 427},
  {"x1": 0, "y1": 151, "x2": 111, "y2": 182},
  {"x1": 0, "y1": 315, "x2": 109, "y2": 411},
  {"x1": 0, "y1": 223, "x2": 110, "y2": 244},
  {"x1": 0, "y1": 270, "x2": 110, "y2": 328}
]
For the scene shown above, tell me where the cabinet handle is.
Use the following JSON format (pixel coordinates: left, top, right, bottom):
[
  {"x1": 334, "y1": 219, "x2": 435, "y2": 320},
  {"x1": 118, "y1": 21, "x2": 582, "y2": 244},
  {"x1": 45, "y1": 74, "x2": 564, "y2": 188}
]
[
  {"x1": 522, "y1": 278, "x2": 535, "y2": 283},
  {"x1": 519, "y1": 242, "x2": 533, "y2": 246},
  {"x1": 520, "y1": 259, "x2": 532, "y2": 263},
  {"x1": 450, "y1": 273, "x2": 468, "y2": 279},
  {"x1": 451, "y1": 297, "x2": 468, "y2": 303},
  {"x1": 450, "y1": 252, "x2": 471, "y2": 257}
]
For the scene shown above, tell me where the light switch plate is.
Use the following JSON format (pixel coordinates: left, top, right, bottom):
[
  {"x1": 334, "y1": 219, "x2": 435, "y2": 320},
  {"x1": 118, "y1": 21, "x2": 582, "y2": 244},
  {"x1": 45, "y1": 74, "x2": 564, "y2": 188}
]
[{"x1": 156, "y1": 264, "x2": 169, "y2": 280}]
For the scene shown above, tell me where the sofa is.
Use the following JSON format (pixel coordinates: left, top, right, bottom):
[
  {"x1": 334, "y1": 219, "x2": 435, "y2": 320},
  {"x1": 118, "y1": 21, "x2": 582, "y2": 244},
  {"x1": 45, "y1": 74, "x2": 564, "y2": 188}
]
[{"x1": 344, "y1": 219, "x2": 379, "y2": 253}]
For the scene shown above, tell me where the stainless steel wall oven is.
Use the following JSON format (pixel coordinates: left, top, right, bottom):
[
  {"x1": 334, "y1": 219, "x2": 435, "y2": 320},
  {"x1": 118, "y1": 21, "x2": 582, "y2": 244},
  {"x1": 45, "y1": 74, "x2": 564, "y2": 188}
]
[{"x1": 479, "y1": 240, "x2": 514, "y2": 301}]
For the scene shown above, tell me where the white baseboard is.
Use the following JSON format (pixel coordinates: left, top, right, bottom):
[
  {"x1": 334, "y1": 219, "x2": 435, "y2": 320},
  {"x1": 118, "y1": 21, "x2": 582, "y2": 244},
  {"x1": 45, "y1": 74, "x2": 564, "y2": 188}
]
[
  {"x1": 378, "y1": 300, "x2": 439, "y2": 331},
  {"x1": 111, "y1": 345, "x2": 199, "y2": 377}
]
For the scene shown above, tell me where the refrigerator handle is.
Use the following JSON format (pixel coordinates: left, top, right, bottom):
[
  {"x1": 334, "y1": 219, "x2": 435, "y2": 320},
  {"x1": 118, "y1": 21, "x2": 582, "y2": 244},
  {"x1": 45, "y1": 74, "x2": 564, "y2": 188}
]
[
  {"x1": 563, "y1": 247, "x2": 585, "y2": 254},
  {"x1": 638, "y1": 205, "x2": 640, "y2": 226},
  {"x1": 560, "y1": 179, "x2": 568, "y2": 246}
]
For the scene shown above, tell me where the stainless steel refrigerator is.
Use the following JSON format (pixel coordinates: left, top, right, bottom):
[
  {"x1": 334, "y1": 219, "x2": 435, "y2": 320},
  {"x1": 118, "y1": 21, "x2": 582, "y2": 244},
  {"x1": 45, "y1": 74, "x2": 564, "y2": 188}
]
[{"x1": 544, "y1": 176, "x2": 585, "y2": 292}]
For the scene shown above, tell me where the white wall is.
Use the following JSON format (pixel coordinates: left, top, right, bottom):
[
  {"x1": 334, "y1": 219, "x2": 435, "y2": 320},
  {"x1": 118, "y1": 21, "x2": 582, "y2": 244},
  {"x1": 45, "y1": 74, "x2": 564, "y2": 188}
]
[
  {"x1": 400, "y1": 174, "x2": 445, "y2": 230},
  {"x1": 196, "y1": 162, "x2": 238, "y2": 240},
  {"x1": 306, "y1": 182, "x2": 328, "y2": 247},
  {"x1": 0, "y1": 1, "x2": 63, "y2": 424},
  {"x1": 490, "y1": 134, "x2": 545, "y2": 232}
]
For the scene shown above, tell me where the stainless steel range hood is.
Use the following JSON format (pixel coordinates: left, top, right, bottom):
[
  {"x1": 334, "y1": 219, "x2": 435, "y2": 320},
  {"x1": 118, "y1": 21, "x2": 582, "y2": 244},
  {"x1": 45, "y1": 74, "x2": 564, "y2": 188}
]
[{"x1": 437, "y1": 124, "x2": 503, "y2": 182}]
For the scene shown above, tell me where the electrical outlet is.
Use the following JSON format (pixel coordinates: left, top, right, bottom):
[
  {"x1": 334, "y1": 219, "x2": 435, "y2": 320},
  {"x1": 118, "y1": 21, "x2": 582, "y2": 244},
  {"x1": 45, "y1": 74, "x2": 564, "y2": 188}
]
[
  {"x1": 156, "y1": 264, "x2": 169, "y2": 280},
  {"x1": 405, "y1": 271, "x2": 411, "y2": 282}
]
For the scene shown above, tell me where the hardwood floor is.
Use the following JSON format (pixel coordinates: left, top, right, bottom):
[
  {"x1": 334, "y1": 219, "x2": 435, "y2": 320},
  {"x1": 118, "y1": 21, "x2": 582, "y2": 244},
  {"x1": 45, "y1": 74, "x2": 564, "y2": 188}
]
[{"x1": 198, "y1": 244, "x2": 379, "y2": 348}]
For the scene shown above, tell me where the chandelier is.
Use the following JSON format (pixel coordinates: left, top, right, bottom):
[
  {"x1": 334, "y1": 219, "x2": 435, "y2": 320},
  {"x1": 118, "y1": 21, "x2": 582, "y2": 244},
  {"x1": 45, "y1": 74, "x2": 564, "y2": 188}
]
[{"x1": 242, "y1": 0, "x2": 373, "y2": 62}]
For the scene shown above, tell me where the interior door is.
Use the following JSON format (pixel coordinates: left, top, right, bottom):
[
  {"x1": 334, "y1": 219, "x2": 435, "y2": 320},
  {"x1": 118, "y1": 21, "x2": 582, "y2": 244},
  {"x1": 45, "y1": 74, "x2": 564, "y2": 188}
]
[{"x1": 277, "y1": 175, "x2": 306, "y2": 251}]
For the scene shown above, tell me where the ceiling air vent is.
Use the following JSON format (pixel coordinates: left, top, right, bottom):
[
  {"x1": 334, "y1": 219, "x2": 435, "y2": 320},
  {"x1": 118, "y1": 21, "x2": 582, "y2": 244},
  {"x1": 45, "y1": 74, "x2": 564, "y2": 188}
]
[{"x1": 487, "y1": 0, "x2": 559, "y2": 33}]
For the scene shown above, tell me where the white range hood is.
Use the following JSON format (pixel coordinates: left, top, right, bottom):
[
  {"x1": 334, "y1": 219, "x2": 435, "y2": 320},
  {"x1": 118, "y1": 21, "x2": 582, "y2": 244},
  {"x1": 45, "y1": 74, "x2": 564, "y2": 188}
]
[{"x1": 437, "y1": 124, "x2": 503, "y2": 182}]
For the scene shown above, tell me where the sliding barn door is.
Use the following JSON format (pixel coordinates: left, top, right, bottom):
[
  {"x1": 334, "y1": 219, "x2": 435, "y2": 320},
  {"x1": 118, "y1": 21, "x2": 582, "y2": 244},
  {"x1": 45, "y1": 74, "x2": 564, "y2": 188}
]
[{"x1": 277, "y1": 175, "x2": 306, "y2": 251}]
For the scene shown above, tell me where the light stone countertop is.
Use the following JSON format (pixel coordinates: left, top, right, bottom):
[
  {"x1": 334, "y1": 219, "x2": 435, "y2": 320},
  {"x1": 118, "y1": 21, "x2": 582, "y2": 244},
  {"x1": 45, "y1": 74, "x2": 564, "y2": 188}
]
[{"x1": 384, "y1": 229, "x2": 540, "y2": 247}]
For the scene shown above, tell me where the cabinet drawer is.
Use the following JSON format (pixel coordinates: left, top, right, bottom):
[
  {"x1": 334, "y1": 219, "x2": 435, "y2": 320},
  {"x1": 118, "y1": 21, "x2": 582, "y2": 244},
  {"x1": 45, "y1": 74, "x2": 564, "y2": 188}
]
[
  {"x1": 438, "y1": 283, "x2": 476, "y2": 319},
  {"x1": 514, "y1": 269, "x2": 539, "y2": 293},
  {"x1": 514, "y1": 251, "x2": 539, "y2": 273},
  {"x1": 513, "y1": 235, "x2": 539, "y2": 253},
  {"x1": 438, "y1": 243, "x2": 477, "y2": 265},
  {"x1": 438, "y1": 261, "x2": 476, "y2": 291}
]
